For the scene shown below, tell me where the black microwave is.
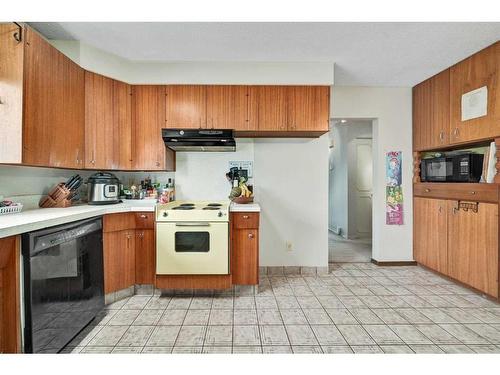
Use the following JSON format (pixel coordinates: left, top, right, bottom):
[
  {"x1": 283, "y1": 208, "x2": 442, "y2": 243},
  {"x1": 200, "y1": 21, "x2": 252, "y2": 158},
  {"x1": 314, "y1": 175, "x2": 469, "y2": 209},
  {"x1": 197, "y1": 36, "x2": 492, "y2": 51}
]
[{"x1": 420, "y1": 153, "x2": 484, "y2": 182}]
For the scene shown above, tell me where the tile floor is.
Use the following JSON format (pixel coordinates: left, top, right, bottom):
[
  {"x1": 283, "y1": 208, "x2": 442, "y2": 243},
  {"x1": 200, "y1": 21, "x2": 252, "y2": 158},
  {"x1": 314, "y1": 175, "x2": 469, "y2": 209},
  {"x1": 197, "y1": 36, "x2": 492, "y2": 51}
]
[
  {"x1": 329, "y1": 233, "x2": 372, "y2": 263},
  {"x1": 64, "y1": 263, "x2": 500, "y2": 354}
]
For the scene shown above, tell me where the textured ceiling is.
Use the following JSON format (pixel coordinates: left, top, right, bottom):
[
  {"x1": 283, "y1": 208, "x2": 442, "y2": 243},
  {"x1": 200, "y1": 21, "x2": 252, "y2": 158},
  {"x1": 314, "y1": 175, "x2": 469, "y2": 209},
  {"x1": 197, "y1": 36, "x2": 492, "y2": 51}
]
[{"x1": 29, "y1": 22, "x2": 500, "y2": 86}]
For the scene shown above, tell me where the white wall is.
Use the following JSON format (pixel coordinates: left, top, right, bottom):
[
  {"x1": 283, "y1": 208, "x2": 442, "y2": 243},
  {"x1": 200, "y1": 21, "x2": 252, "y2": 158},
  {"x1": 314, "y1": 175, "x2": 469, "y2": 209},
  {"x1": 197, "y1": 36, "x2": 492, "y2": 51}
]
[
  {"x1": 253, "y1": 136, "x2": 329, "y2": 267},
  {"x1": 51, "y1": 40, "x2": 335, "y2": 85},
  {"x1": 331, "y1": 87, "x2": 413, "y2": 262},
  {"x1": 174, "y1": 139, "x2": 254, "y2": 201},
  {"x1": 329, "y1": 121, "x2": 372, "y2": 238}
]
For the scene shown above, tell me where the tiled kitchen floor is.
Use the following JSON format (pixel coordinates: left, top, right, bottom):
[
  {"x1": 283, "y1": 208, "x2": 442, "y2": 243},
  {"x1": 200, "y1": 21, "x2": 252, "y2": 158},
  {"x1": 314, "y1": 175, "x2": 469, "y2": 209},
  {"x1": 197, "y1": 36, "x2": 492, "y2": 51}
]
[{"x1": 64, "y1": 263, "x2": 500, "y2": 354}]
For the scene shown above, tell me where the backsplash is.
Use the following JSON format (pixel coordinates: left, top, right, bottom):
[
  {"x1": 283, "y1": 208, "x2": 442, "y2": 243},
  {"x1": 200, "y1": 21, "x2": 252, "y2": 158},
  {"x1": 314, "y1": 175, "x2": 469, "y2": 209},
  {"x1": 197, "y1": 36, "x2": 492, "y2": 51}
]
[{"x1": 0, "y1": 165, "x2": 174, "y2": 210}]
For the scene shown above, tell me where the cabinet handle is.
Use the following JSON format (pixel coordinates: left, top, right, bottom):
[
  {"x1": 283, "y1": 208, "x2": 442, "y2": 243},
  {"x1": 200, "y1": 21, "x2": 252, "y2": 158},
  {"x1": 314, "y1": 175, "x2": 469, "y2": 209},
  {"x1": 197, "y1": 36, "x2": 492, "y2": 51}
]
[
  {"x1": 138, "y1": 232, "x2": 144, "y2": 238},
  {"x1": 470, "y1": 191, "x2": 476, "y2": 195},
  {"x1": 242, "y1": 215, "x2": 249, "y2": 219},
  {"x1": 248, "y1": 233, "x2": 254, "y2": 239},
  {"x1": 439, "y1": 131, "x2": 444, "y2": 141},
  {"x1": 91, "y1": 150, "x2": 95, "y2": 165},
  {"x1": 140, "y1": 214, "x2": 147, "y2": 218},
  {"x1": 453, "y1": 128, "x2": 460, "y2": 138},
  {"x1": 425, "y1": 188, "x2": 430, "y2": 193},
  {"x1": 76, "y1": 149, "x2": 80, "y2": 165},
  {"x1": 438, "y1": 206, "x2": 443, "y2": 213},
  {"x1": 155, "y1": 161, "x2": 160, "y2": 167}
]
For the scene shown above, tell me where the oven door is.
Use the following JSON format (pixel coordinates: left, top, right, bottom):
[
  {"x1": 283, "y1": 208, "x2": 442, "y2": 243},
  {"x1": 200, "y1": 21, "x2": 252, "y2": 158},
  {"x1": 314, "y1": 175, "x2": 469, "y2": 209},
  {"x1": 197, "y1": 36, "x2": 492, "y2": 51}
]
[{"x1": 156, "y1": 222, "x2": 229, "y2": 275}]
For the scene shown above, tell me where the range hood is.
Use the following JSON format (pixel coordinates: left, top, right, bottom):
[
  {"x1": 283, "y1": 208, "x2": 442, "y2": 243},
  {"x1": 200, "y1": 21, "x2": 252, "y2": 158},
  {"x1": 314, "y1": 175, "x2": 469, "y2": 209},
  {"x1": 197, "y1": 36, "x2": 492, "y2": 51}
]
[{"x1": 162, "y1": 129, "x2": 236, "y2": 152}]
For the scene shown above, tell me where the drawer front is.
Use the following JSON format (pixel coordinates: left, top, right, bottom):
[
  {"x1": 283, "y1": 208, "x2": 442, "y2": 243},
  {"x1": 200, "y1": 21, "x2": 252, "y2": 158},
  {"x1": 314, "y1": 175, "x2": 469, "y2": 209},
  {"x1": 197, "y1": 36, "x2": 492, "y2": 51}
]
[
  {"x1": 135, "y1": 212, "x2": 155, "y2": 229},
  {"x1": 103, "y1": 213, "x2": 135, "y2": 232},
  {"x1": 414, "y1": 183, "x2": 499, "y2": 203},
  {"x1": 232, "y1": 212, "x2": 260, "y2": 229}
]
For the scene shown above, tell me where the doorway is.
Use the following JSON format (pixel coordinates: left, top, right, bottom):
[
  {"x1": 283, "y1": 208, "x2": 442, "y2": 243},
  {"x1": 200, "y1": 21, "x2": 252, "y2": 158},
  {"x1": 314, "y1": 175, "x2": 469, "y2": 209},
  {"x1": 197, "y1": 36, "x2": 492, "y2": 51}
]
[{"x1": 328, "y1": 119, "x2": 373, "y2": 262}]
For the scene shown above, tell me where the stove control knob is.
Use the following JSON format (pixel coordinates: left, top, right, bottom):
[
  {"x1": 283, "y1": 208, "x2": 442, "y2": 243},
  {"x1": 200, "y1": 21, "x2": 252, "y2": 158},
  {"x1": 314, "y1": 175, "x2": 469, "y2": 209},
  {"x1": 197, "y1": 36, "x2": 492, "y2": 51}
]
[
  {"x1": 217, "y1": 211, "x2": 223, "y2": 217},
  {"x1": 162, "y1": 211, "x2": 168, "y2": 217}
]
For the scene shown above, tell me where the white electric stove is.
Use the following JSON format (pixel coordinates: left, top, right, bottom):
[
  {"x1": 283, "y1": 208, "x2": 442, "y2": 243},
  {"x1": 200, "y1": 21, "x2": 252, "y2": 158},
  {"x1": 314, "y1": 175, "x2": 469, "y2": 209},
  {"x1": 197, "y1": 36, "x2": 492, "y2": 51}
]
[{"x1": 155, "y1": 201, "x2": 230, "y2": 275}]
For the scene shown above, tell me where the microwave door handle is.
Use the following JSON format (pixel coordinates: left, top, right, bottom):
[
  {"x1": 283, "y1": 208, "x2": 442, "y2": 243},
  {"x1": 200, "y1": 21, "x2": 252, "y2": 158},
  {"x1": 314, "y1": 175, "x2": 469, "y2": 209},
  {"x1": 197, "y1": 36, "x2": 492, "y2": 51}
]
[{"x1": 175, "y1": 222, "x2": 211, "y2": 227}]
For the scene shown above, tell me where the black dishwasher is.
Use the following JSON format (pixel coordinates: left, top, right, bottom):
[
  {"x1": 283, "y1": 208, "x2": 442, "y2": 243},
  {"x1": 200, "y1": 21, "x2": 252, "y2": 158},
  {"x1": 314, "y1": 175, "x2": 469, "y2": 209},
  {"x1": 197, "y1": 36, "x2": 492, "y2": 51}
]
[{"x1": 22, "y1": 217, "x2": 104, "y2": 353}]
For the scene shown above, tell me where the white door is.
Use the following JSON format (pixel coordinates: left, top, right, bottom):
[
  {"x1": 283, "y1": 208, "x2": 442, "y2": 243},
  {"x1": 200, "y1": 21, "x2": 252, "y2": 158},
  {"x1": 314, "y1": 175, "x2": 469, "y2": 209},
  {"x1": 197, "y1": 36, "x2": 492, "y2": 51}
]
[{"x1": 354, "y1": 138, "x2": 373, "y2": 238}]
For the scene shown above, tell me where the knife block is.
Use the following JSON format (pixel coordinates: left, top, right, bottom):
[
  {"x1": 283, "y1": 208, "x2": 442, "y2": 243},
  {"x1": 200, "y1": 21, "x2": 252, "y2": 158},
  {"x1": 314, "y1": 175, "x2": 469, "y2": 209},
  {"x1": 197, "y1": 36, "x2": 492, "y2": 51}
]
[{"x1": 39, "y1": 183, "x2": 73, "y2": 208}]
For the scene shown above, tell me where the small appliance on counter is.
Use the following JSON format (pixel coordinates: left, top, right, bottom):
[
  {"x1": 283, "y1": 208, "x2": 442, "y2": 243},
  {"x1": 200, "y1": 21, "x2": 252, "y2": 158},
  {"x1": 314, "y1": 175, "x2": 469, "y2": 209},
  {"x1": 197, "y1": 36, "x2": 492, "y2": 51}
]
[
  {"x1": 87, "y1": 172, "x2": 121, "y2": 205},
  {"x1": 420, "y1": 153, "x2": 484, "y2": 183}
]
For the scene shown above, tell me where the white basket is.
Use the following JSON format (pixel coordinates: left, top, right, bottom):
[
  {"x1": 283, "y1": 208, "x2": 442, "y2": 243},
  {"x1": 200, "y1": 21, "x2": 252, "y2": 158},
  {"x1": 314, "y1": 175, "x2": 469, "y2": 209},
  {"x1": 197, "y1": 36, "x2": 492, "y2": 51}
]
[{"x1": 0, "y1": 204, "x2": 23, "y2": 215}]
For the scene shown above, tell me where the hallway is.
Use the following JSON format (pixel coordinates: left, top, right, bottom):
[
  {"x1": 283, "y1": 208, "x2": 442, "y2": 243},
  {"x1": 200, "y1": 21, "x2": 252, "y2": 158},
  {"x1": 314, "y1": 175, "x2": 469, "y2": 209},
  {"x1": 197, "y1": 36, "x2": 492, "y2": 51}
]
[{"x1": 329, "y1": 232, "x2": 372, "y2": 263}]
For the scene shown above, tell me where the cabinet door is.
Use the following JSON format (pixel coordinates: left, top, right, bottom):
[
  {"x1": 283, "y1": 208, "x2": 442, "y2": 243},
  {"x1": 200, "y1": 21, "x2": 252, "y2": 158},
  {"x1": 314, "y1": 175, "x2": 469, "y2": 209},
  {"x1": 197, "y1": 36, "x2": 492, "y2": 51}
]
[
  {"x1": 0, "y1": 23, "x2": 24, "y2": 164},
  {"x1": 113, "y1": 80, "x2": 132, "y2": 170},
  {"x1": 165, "y1": 85, "x2": 206, "y2": 129},
  {"x1": 132, "y1": 85, "x2": 174, "y2": 170},
  {"x1": 288, "y1": 86, "x2": 329, "y2": 132},
  {"x1": 257, "y1": 86, "x2": 288, "y2": 131},
  {"x1": 450, "y1": 42, "x2": 500, "y2": 144},
  {"x1": 232, "y1": 229, "x2": 259, "y2": 285},
  {"x1": 413, "y1": 79, "x2": 432, "y2": 150},
  {"x1": 135, "y1": 229, "x2": 155, "y2": 285},
  {"x1": 430, "y1": 69, "x2": 450, "y2": 147},
  {"x1": 413, "y1": 197, "x2": 448, "y2": 273},
  {"x1": 103, "y1": 231, "x2": 121, "y2": 294},
  {"x1": 103, "y1": 230, "x2": 135, "y2": 294},
  {"x1": 448, "y1": 201, "x2": 498, "y2": 297},
  {"x1": 23, "y1": 27, "x2": 84, "y2": 169},
  {"x1": 85, "y1": 71, "x2": 115, "y2": 169},
  {"x1": 122, "y1": 230, "x2": 136, "y2": 288},
  {"x1": 206, "y1": 85, "x2": 249, "y2": 130}
]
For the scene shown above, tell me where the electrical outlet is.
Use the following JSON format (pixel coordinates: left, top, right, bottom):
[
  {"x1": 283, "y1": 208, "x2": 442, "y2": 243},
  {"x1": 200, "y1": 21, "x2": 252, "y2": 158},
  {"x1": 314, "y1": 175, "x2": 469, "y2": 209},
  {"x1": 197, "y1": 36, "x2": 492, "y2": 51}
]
[{"x1": 286, "y1": 241, "x2": 293, "y2": 252}]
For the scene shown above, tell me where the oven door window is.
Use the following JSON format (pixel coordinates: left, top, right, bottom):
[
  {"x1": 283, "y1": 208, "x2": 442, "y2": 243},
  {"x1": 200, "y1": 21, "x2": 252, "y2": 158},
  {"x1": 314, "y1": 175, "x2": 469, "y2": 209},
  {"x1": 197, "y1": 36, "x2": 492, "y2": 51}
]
[{"x1": 175, "y1": 232, "x2": 210, "y2": 252}]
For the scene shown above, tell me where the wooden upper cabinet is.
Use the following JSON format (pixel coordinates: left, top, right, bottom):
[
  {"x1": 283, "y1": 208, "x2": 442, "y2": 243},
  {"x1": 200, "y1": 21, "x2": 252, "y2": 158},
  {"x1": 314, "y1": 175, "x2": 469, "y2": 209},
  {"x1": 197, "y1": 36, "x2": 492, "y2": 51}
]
[
  {"x1": 85, "y1": 71, "x2": 115, "y2": 169},
  {"x1": 288, "y1": 86, "x2": 330, "y2": 132},
  {"x1": 206, "y1": 85, "x2": 249, "y2": 130},
  {"x1": 413, "y1": 69, "x2": 450, "y2": 151},
  {"x1": 257, "y1": 86, "x2": 288, "y2": 131},
  {"x1": 447, "y1": 200, "x2": 498, "y2": 298},
  {"x1": 413, "y1": 197, "x2": 448, "y2": 274},
  {"x1": 165, "y1": 85, "x2": 206, "y2": 129},
  {"x1": 85, "y1": 72, "x2": 133, "y2": 170},
  {"x1": 113, "y1": 80, "x2": 133, "y2": 170},
  {"x1": 0, "y1": 23, "x2": 24, "y2": 164},
  {"x1": 132, "y1": 85, "x2": 174, "y2": 171},
  {"x1": 450, "y1": 42, "x2": 500, "y2": 144},
  {"x1": 23, "y1": 27, "x2": 84, "y2": 169}
]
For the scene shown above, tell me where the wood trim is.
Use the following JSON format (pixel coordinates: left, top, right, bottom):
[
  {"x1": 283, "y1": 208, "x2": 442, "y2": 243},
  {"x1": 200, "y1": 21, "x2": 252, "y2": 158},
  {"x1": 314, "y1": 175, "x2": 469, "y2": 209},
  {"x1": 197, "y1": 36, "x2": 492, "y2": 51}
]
[
  {"x1": 155, "y1": 275, "x2": 232, "y2": 290},
  {"x1": 413, "y1": 151, "x2": 421, "y2": 183},
  {"x1": 234, "y1": 130, "x2": 327, "y2": 138},
  {"x1": 414, "y1": 183, "x2": 499, "y2": 203},
  {"x1": 371, "y1": 259, "x2": 417, "y2": 267}
]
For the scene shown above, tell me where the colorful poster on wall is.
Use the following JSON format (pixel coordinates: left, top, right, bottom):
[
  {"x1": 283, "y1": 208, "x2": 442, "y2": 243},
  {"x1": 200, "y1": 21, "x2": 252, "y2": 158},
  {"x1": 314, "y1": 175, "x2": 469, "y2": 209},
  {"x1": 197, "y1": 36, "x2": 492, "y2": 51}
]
[{"x1": 386, "y1": 151, "x2": 404, "y2": 225}]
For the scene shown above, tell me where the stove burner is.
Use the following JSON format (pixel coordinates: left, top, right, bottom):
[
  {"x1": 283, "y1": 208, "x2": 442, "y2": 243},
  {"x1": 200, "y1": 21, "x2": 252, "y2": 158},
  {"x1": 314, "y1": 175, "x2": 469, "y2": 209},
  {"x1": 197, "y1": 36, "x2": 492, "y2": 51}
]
[
  {"x1": 207, "y1": 203, "x2": 222, "y2": 207},
  {"x1": 180, "y1": 203, "x2": 195, "y2": 207},
  {"x1": 202, "y1": 207, "x2": 220, "y2": 210},
  {"x1": 172, "y1": 206, "x2": 195, "y2": 210}
]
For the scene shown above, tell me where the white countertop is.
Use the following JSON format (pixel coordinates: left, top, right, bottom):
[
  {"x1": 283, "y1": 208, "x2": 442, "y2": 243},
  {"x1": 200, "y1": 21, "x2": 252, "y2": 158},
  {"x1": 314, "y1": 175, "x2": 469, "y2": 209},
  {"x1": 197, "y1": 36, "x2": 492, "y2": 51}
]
[
  {"x1": 0, "y1": 200, "x2": 157, "y2": 239},
  {"x1": 230, "y1": 202, "x2": 261, "y2": 212},
  {"x1": 0, "y1": 200, "x2": 261, "y2": 238}
]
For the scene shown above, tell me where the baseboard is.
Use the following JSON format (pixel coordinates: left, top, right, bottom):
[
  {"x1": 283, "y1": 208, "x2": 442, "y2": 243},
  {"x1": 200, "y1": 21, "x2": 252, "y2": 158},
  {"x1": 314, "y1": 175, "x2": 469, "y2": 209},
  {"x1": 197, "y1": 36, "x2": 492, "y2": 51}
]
[{"x1": 371, "y1": 259, "x2": 417, "y2": 266}]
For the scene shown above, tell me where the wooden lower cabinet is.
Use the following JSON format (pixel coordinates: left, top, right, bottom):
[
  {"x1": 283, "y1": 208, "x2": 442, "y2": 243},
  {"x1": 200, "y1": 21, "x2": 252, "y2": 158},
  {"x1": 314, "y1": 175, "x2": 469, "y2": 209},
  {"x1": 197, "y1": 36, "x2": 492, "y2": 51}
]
[
  {"x1": 135, "y1": 229, "x2": 155, "y2": 285},
  {"x1": 413, "y1": 197, "x2": 448, "y2": 274},
  {"x1": 0, "y1": 236, "x2": 21, "y2": 353},
  {"x1": 414, "y1": 196, "x2": 499, "y2": 298},
  {"x1": 231, "y1": 212, "x2": 260, "y2": 285},
  {"x1": 103, "y1": 229, "x2": 136, "y2": 294},
  {"x1": 447, "y1": 200, "x2": 498, "y2": 298}
]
